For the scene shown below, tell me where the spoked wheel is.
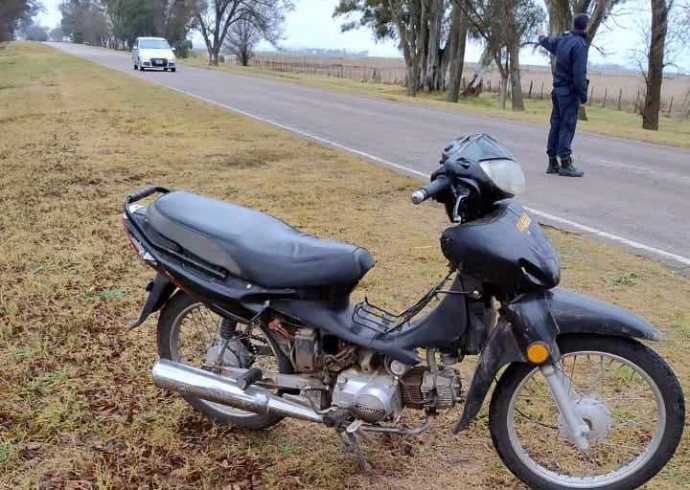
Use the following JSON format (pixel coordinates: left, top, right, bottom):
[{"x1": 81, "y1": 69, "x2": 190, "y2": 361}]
[
  {"x1": 157, "y1": 292, "x2": 292, "y2": 429},
  {"x1": 490, "y1": 335, "x2": 684, "y2": 490}
]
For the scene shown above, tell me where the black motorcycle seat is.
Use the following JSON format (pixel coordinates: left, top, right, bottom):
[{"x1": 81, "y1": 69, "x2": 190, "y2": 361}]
[{"x1": 146, "y1": 191, "x2": 375, "y2": 289}]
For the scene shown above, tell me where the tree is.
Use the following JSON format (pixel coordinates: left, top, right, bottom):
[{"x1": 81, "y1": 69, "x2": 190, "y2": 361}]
[
  {"x1": 459, "y1": 0, "x2": 545, "y2": 111},
  {"x1": 49, "y1": 26, "x2": 64, "y2": 41},
  {"x1": 105, "y1": 0, "x2": 158, "y2": 47},
  {"x1": 0, "y1": 0, "x2": 42, "y2": 42},
  {"x1": 446, "y1": 2, "x2": 468, "y2": 102},
  {"x1": 60, "y1": 0, "x2": 110, "y2": 46},
  {"x1": 224, "y1": 17, "x2": 259, "y2": 65},
  {"x1": 641, "y1": 0, "x2": 672, "y2": 130},
  {"x1": 25, "y1": 24, "x2": 48, "y2": 40},
  {"x1": 335, "y1": 1, "x2": 464, "y2": 96},
  {"x1": 195, "y1": 0, "x2": 291, "y2": 65}
]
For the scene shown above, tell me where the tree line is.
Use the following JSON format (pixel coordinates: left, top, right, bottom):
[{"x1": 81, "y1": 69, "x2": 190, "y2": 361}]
[
  {"x1": 335, "y1": 0, "x2": 688, "y2": 131},
  {"x1": 52, "y1": 1, "x2": 290, "y2": 62}
]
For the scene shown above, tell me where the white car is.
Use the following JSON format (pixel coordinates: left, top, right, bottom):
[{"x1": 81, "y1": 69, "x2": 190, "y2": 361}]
[{"x1": 132, "y1": 37, "x2": 176, "y2": 72}]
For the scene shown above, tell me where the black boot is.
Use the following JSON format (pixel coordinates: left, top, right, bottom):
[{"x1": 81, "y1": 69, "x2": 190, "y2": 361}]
[
  {"x1": 546, "y1": 156, "x2": 560, "y2": 174},
  {"x1": 558, "y1": 156, "x2": 584, "y2": 177}
]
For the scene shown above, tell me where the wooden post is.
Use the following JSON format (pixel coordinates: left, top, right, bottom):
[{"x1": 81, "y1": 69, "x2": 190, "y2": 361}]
[
  {"x1": 528, "y1": 80, "x2": 533, "y2": 99},
  {"x1": 602, "y1": 88, "x2": 607, "y2": 108},
  {"x1": 539, "y1": 81, "x2": 544, "y2": 100},
  {"x1": 589, "y1": 85, "x2": 594, "y2": 106},
  {"x1": 667, "y1": 96, "x2": 674, "y2": 115},
  {"x1": 617, "y1": 88, "x2": 623, "y2": 111},
  {"x1": 635, "y1": 90, "x2": 641, "y2": 113}
]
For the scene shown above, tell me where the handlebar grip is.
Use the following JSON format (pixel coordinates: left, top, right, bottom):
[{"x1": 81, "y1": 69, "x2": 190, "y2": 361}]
[
  {"x1": 127, "y1": 186, "x2": 170, "y2": 204},
  {"x1": 411, "y1": 176, "x2": 450, "y2": 204}
]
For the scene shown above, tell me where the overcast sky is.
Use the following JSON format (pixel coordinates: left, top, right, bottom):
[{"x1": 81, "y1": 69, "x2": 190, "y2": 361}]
[{"x1": 37, "y1": 0, "x2": 689, "y2": 70}]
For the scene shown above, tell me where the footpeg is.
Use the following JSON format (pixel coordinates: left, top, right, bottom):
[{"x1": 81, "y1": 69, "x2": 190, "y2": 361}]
[{"x1": 236, "y1": 367, "x2": 263, "y2": 389}]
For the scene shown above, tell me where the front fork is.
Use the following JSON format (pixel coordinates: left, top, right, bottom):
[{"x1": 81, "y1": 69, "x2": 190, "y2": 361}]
[{"x1": 540, "y1": 363, "x2": 590, "y2": 450}]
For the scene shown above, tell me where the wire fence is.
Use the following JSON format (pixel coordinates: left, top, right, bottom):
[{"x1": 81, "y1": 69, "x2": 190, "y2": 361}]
[{"x1": 234, "y1": 54, "x2": 690, "y2": 119}]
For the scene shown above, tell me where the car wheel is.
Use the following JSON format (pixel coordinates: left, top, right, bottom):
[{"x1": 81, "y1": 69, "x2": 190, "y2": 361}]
[
  {"x1": 140, "y1": 66, "x2": 145, "y2": 72},
  {"x1": 171, "y1": 68, "x2": 176, "y2": 73},
  {"x1": 133, "y1": 64, "x2": 138, "y2": 70}
]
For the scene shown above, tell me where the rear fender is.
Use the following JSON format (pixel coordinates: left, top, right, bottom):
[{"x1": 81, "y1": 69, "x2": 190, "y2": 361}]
[{"x1": 130, "y1": 273, "x2": 176, "y2": 328}]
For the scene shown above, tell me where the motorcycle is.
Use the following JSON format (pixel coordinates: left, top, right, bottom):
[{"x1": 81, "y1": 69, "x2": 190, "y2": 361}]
[{"x1": 123, "y1": 134, "x2": 684, "y2": 489}]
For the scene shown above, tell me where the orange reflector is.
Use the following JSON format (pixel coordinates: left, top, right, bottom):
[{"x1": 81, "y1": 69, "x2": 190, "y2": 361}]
[{"x1": 526, "y1": 342, "x2": 550, "y2": 364}]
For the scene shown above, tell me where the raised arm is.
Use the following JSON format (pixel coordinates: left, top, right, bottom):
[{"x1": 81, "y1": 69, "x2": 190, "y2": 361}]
[{"x1": 538, "y1": 35, "x2": 559, "y2": 55}]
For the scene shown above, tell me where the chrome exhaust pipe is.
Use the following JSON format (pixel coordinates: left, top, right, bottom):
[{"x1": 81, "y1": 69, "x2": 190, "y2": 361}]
[{"x1": 152, "y1": 359, "x2": 323, "y2": 423}]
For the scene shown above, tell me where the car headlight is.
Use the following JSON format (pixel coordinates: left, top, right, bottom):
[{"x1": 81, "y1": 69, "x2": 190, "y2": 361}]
[{"x1": 479, "y1": 158, "x2": 526, "y2": 197}]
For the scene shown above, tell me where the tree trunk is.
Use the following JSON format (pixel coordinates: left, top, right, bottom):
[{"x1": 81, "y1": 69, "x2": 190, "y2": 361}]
[
  {"x1": 447, "y1": 5, "x2": 468, "y2": 103},
  {"x1": 508, "y1": 45, "x2": 524, "y2": 111},
  {"x1": 209, "y1": 46, "x2": 220, "y2": 66},
  {"x1": 642, "y1": 0, "x2": 669, "y2": 131},
  {"x1": 505, "y1": 0, "x2": 524, "y2": 111},
  {"x1": 423, "y1": 0, "x2": 443, "y2": 91},
  {"x1": 406, "y1": 65, "x2": 419, "y2": 96}
]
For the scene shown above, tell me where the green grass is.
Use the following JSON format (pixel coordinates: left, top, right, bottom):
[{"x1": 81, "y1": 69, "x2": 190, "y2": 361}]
[
  {"x1": 182, "y1": 56, "x2": 690, "y2": 150},
  {"x1": 1, "y1": 42, "x2": 689, "y2": 489}
]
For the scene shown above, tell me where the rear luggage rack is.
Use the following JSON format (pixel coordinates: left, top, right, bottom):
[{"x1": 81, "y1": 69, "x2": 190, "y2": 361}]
[{"x1": 352, "y1": 272, "x2": 467, "y2": 335}]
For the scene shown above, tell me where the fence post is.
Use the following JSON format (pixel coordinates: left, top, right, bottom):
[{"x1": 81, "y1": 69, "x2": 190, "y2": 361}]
[
  {"x1": 539, "y1": 81, "x2": 544, "y2": 100},
  {"x1": 667, "y1": 96, "x2": 674, "y2": 115},
  {"x1": 635, "y1": 90, "x2": 641, "y2": 113},
  {"x1": 617, "y1": 88, "x2": 623, "y2": 111},
  {"x1": 589, "y1": 85, "x2": 594, "y2": 106},
  {"x1": 602, "y1": 88, "x2": 607, "y2": 109},
  {"x1": 528, "y1": 80, "x2": 533, "y2": 99}
]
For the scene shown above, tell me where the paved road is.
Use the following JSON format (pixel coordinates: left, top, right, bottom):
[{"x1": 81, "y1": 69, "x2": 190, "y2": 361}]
[{"x1": 50, "y1": 43, "x2": 690, "y2": 267}]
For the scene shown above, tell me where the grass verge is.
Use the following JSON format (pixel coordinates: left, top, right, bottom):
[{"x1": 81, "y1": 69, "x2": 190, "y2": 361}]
[
  {"x1": 182, "y1": 56, "x2": 690, "y2": 150},
  {"x1": 1, "y1": 42, "x2": 689, "y2": 489}
]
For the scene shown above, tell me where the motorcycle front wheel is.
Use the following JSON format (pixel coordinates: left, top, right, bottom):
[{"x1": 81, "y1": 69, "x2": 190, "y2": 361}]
[{"x1": 489, "y1": 335, "x2": 684, "y2": 490}]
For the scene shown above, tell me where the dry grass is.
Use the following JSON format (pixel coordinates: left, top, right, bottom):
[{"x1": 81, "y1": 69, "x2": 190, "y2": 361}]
[
  {"x1": 184, "y1": 55, "x2": 690, "y2": 150},
  {"x1": 1, "y1": 42, "x2": 689, "y2": 490}
]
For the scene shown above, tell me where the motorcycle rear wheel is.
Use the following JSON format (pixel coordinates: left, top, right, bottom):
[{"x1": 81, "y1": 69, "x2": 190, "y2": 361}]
[
  {"x1": 157, "y1": 291, "x2": 293, "y2": 430},
  {"x1": 489, "y1": 335, "x2": 684, "y2": 490}
]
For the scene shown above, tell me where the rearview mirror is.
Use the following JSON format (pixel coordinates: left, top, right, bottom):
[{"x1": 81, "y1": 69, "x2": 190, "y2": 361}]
[{"x1": 171, "y1": 47, "x2": 176, "y2": 52}]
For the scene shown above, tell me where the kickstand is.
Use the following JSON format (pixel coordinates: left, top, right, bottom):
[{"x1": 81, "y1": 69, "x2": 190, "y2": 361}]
[{"x1": 342, "y1": 420, "x2": 371, "y2": 471}]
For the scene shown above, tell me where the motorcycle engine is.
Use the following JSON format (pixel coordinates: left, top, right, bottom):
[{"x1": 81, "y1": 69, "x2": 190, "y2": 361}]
[
  {"x1": 332, "y1": 367, "x2": 403, "y2": 423},
  {"x1": 400, "y1": 366, "x2": 462, "y2": 410}
]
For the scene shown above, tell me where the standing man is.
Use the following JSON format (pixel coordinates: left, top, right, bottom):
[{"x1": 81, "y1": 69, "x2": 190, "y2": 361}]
[{"x1": 538, "y1": 13, "x2": 590, "y2": 177}]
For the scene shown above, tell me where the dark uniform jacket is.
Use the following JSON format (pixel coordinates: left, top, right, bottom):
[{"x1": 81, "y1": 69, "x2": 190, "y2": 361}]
[{"x1": 538, "y1": 30, "x2": 589, "y2": 104}]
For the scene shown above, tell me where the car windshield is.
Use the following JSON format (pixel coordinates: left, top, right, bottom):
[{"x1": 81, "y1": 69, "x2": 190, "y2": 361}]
[{"x1": 139, "y1": 39, "x2": 170, "y2": 50}]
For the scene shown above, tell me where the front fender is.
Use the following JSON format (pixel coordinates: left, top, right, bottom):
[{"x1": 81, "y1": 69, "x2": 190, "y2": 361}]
[
  {"x1": 454, "y1": 289, "x2": 659, "y2": 433},
  {"x1": 549, "y1": 288, "x2": 660, "y2": 341}
]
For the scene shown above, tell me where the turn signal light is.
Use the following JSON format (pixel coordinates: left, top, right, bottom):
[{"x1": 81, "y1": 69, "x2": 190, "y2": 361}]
[{"x1": 526, "y1": 342, "x2": 550, "y2": 364}]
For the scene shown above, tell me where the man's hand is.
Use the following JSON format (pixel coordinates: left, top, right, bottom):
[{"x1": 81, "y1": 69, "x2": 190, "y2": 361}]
[{"x1": 535, "y1": 29, "x2": 546, "y2": 38}]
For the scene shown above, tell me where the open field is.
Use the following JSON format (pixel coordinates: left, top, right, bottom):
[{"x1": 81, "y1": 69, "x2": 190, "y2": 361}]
[
  {"x1": 183, "y1": 54, "x2": 690, "y2": 150},
  {"x1": 1, "y1": 43, "x2": 689, "y2": 489}
]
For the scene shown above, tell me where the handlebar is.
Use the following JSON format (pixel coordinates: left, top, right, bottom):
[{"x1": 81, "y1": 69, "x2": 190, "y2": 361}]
[{"x1": 411, "y1": 176, "x2": 451, "y2": 204}]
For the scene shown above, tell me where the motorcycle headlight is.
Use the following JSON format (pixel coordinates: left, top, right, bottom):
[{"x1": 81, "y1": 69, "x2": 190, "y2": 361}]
[{"x1": 479, "y1": 158, "x2": 526, "y2": 197}]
